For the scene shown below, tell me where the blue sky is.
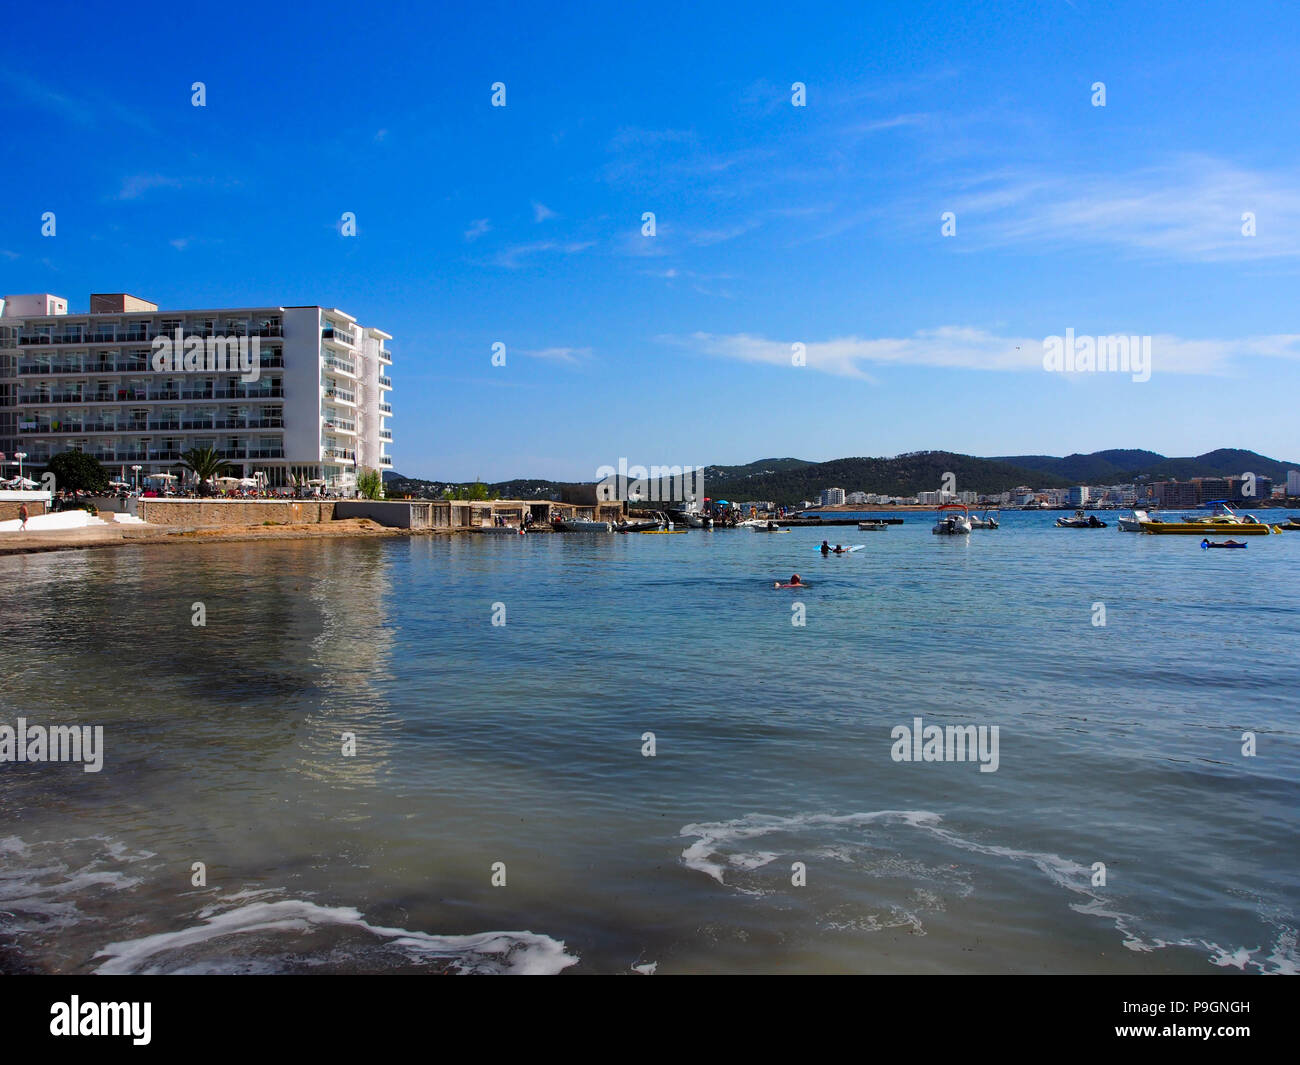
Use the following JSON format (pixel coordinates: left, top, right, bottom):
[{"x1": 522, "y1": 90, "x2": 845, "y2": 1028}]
[{"x1": 2, "y1": 0, "x2": 1298, "y2": 480}]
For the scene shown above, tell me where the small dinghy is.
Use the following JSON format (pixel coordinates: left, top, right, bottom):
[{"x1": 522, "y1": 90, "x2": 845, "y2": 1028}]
[{"x1": 1201, "y1": 539, "x2": 1247, "y2": 549}]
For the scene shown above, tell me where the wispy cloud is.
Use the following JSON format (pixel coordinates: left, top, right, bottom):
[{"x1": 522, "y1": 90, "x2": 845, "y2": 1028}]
[
  {"x1": 492, "y1": 240, "x2": 594, "y2": 268},
  {"x1": 115, "y1": 173, "x2": 185, "y2": 200},
  {"x1": 516, "y1": 346, "x2": 591, "y2": 364},
  {"x1": 0, "y1": 69, "x2": 155, "y2": 132},
  {"x1": 532, "y1": 201, "x2": 557, "y2": 222},
  {"x1": 950, "y1": 156, "x2": 1300, "y2": 262},
  {"x1": 169, "y1": 238, "x2": 190, "y2": 250},
  {"x1": 464, "y1": 218, "x2": 491, "y2": 241},
  {"x1": 673, "y1": 328, "x2": 1300, "y2": 378}
]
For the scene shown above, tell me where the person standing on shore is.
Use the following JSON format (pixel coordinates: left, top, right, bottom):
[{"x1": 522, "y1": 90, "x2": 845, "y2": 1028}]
[{"x1": 17, "y1": 503, "x2": 28, "y2": 531}]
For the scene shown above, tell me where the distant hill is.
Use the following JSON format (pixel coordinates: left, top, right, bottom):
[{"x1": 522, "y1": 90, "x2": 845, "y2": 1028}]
[
  {"x1": 702, "y1": 451, "x2": 1069, "y2": 504},
  {"x1": 382, "y1": 448, "x2": 1300, "y2": 505},
  {"x1": 993, "y1": 448, "x2": 1298, "y2": 485}
]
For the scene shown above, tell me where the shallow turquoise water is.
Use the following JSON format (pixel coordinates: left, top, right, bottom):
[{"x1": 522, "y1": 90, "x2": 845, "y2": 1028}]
[{"x1": 1, "y1": 513, "x2": 1296, "y2": 973}]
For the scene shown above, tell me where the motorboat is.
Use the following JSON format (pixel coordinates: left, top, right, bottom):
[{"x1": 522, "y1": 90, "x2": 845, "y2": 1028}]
[
  {"x1": 1139, "y1": 501, "x2": 1274, "y2": 535},
  {"x1": 1117, "y1": 508, "x2": 1154, "y2": 532},
  {"x1": 858, "y1": 520, "x2": 889, "y2": 531},
  {"x1": 553, "y1": 518, "x2": 613, "y2": 532},
  {"x1": 1056, "y1": 509, "x2": 1107, "y2": 528},
  {"x1": 668, "y1": 502, "x2": 713, "y2": 528},
  {"x1": 753, "y1": 520, "x2": 789, "y2": 533},
  {"x1": 932, "y1": 504, "x2": 972, "y2": 535},
  {"x1": 616, "y1": 513, "x2": 666, "y2": 533},
  {"x1": 968, "y1": 510, "x2": 999, "y2": 529},
  {"x1": 1201, "y1": 539, "x2": 1248, "y2": 549}
]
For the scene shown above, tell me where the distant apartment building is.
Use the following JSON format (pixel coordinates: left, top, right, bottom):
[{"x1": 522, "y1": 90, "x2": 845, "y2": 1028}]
[
  {"x1": 819, "y1": 487, "x2": 846, "y2": 506},
  {"x1": 0, "y1": 293, "x2": 392, "y2": 489},
  {"x1": 1153, "y1": 481, "x2": 1198, "y2": 507},
  {"x1": 1066, "y1": 485, "x2": 1091, "y2": 506},
  {"x1": 1288, "y1": 470, "x2": 1300, "y2": 496},
  {"x1": 845, "y1": 491, "x2": 868, "y2": 504}
]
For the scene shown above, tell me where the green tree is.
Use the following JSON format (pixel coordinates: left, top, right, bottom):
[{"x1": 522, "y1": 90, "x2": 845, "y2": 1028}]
[
  {"x1": 356, "y1": 467, "x2": 384, "y2": 500},
  {"x1": 46, "y1": 450, "x2": 110, "y2": 499},
  {"x1": 176, "y1": 446, "x2": 233, "y2": 496}
]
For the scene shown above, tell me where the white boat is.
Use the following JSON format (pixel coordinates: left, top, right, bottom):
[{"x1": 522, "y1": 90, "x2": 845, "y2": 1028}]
[
  {"x1": 857, "y1": 520, "x2": 889, "y2": 531},
  {"x1": 968, "y1": 510, "x2": 999, "y2": 529},
  {"x1": 932, "y1": 504, "x2": 972, "y2": 535},
  {"x1": 753, "y1": 520, "x2": 788, "y2": 533},
  {"x1": 1117, "y1": 508, "x2": 1152, "y2": 532},
  {"x1": 553, "y1": 518, "x2": 612, "y2": 532}
]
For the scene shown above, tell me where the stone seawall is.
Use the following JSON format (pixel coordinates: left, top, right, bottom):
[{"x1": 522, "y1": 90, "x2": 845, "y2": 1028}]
[
  {"x1": 136, "y1": 500, "x2": 336, "y2": 526},
  {"x1": 0, "y1": 500, "x2": 47, "y2": 521}
]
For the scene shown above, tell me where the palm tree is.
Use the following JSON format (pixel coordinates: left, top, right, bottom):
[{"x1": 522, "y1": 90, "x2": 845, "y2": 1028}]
[{"x1": 176, "y1": 446, "x2": 233, "y2": 496}]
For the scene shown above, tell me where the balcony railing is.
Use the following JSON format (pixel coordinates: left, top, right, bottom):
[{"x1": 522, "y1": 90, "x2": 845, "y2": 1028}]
[
  {"x1": 324, "y1": 389, "x2": 356, "y2": 403},
  {"x1": 324, "y1": 447, "x2": 356, "y2": 461},
  {"x1": 379, "y1": 430, "x2": 392, "y2": 441},
  {"x1": 322, "y1": 326, "x2": 355, "y2": 346},
  {"x1": 378, "y1": 376, "x2": 392, "y2": 388},
  {"x1": 324, "y1": 356, "x2": 357, "y2": 375},
  {"x1": 379, "y1": 456, "x2": 393, "y2": 466},
  {"x1": 379, "y1": 403, "x2": 392, "y2": 414}
]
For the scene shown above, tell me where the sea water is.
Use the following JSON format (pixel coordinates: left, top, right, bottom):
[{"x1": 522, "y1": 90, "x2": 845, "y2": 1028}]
[{"x1": 0, "y1": 511, "x2": 1296, "y2": 974}]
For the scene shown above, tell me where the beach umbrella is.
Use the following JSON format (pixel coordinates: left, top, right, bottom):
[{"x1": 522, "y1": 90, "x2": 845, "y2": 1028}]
[
  {"x1": 237, "y1": 477, "x2": 258, "y2": 487},
  {"x1": 149, "y1": 472, "x2": 177, "y2": 482}
]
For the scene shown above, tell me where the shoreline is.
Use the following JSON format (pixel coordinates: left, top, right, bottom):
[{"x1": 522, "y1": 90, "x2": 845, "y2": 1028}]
[{"x1": 0, "y1": 518, "x2": 417, "y2": 557}]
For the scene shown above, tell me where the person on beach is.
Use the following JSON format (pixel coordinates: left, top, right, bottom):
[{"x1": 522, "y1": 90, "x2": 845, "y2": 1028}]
[{"x1": 17, "y1": 503, "x2": 28, "y2": 531}]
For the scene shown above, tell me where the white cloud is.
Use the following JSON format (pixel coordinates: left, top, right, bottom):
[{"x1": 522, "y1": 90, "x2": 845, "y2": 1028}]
[
  {"x1": 464, "y1": 218, "x2": 491, "y2": 241},
  {"x1": 675, "y1": 327, "x2": 1300, "y2": 378},
  {"x1": 532, "y1": 201, "x2": 557, "y2": 222},
  {"x1": 951, "y1": 157, "x2": 1300, "y2": 262},
  {"x1": 492, "y1": 240, "x2": 594, "y2": 268},
  {"x1": 516, "y1": 346, "x2": 591, "y2": 364},
  {"x1": 116, "y1": 173, "x2": 184, "y2": 200}
]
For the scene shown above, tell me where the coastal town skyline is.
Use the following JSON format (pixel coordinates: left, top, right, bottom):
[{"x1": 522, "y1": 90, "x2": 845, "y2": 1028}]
[{"x1": 2, "y1": 0, "x2": 1299, "y2": 480}]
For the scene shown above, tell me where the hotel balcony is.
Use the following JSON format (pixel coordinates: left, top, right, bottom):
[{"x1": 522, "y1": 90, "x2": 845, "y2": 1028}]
[
  {"x1": 379, "y1": 402, "x2": 392, "y2": 414},
  {"x1": 323, "y1": 418, "x2": 357, "y2": 435},
  {"x1": 324, "y1": 447, "x2": 356, "y2": 463},
  {"x1": 379, "y1": 456, "x2": 393, "y2": 467},
  {"x1": 378, "y1": 375, "x2": 392, "y2": 389},
  {"x1": 324, "y1": 387, "x2": 356, "y2": 406},
  {"x1": 379, "y1": 430, "x2": 392, "y2": 441},
  {"x1": 322, "y1": 326, "x2": 356, "y2": 347},
  {"x1": 378, "y1": 347, "x2": 392, "y2": 364},
  {"x1": 323, "y1": 355, "x2": 357, "y2": 377}
]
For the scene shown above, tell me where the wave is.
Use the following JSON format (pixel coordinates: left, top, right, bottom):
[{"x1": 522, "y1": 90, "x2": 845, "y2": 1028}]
[
  {"x1": 679, "y1": 810, "x2": 1298, "y2": 975},
  {"x1": 93, "y1": 899, "x2": 578, "y2": 975}
]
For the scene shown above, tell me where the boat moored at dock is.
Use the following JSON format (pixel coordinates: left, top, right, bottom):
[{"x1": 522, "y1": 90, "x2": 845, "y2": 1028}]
[{"x1": 932, "y1": 504, "x2": 972, "y2": 535}]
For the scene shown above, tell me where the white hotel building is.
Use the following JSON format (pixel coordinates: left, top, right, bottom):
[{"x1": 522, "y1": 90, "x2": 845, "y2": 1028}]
[{"x1": 0, "y1": 293, "x2": 392, "y2": 489}]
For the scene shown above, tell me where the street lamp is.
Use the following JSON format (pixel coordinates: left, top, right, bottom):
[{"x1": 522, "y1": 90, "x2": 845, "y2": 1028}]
[
  {"x1": 131, "y1": 465, "x2": 142, "y2": 493},
  {"x1": 15, "y1": 452, "x2": 27, "y2": 482}
]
